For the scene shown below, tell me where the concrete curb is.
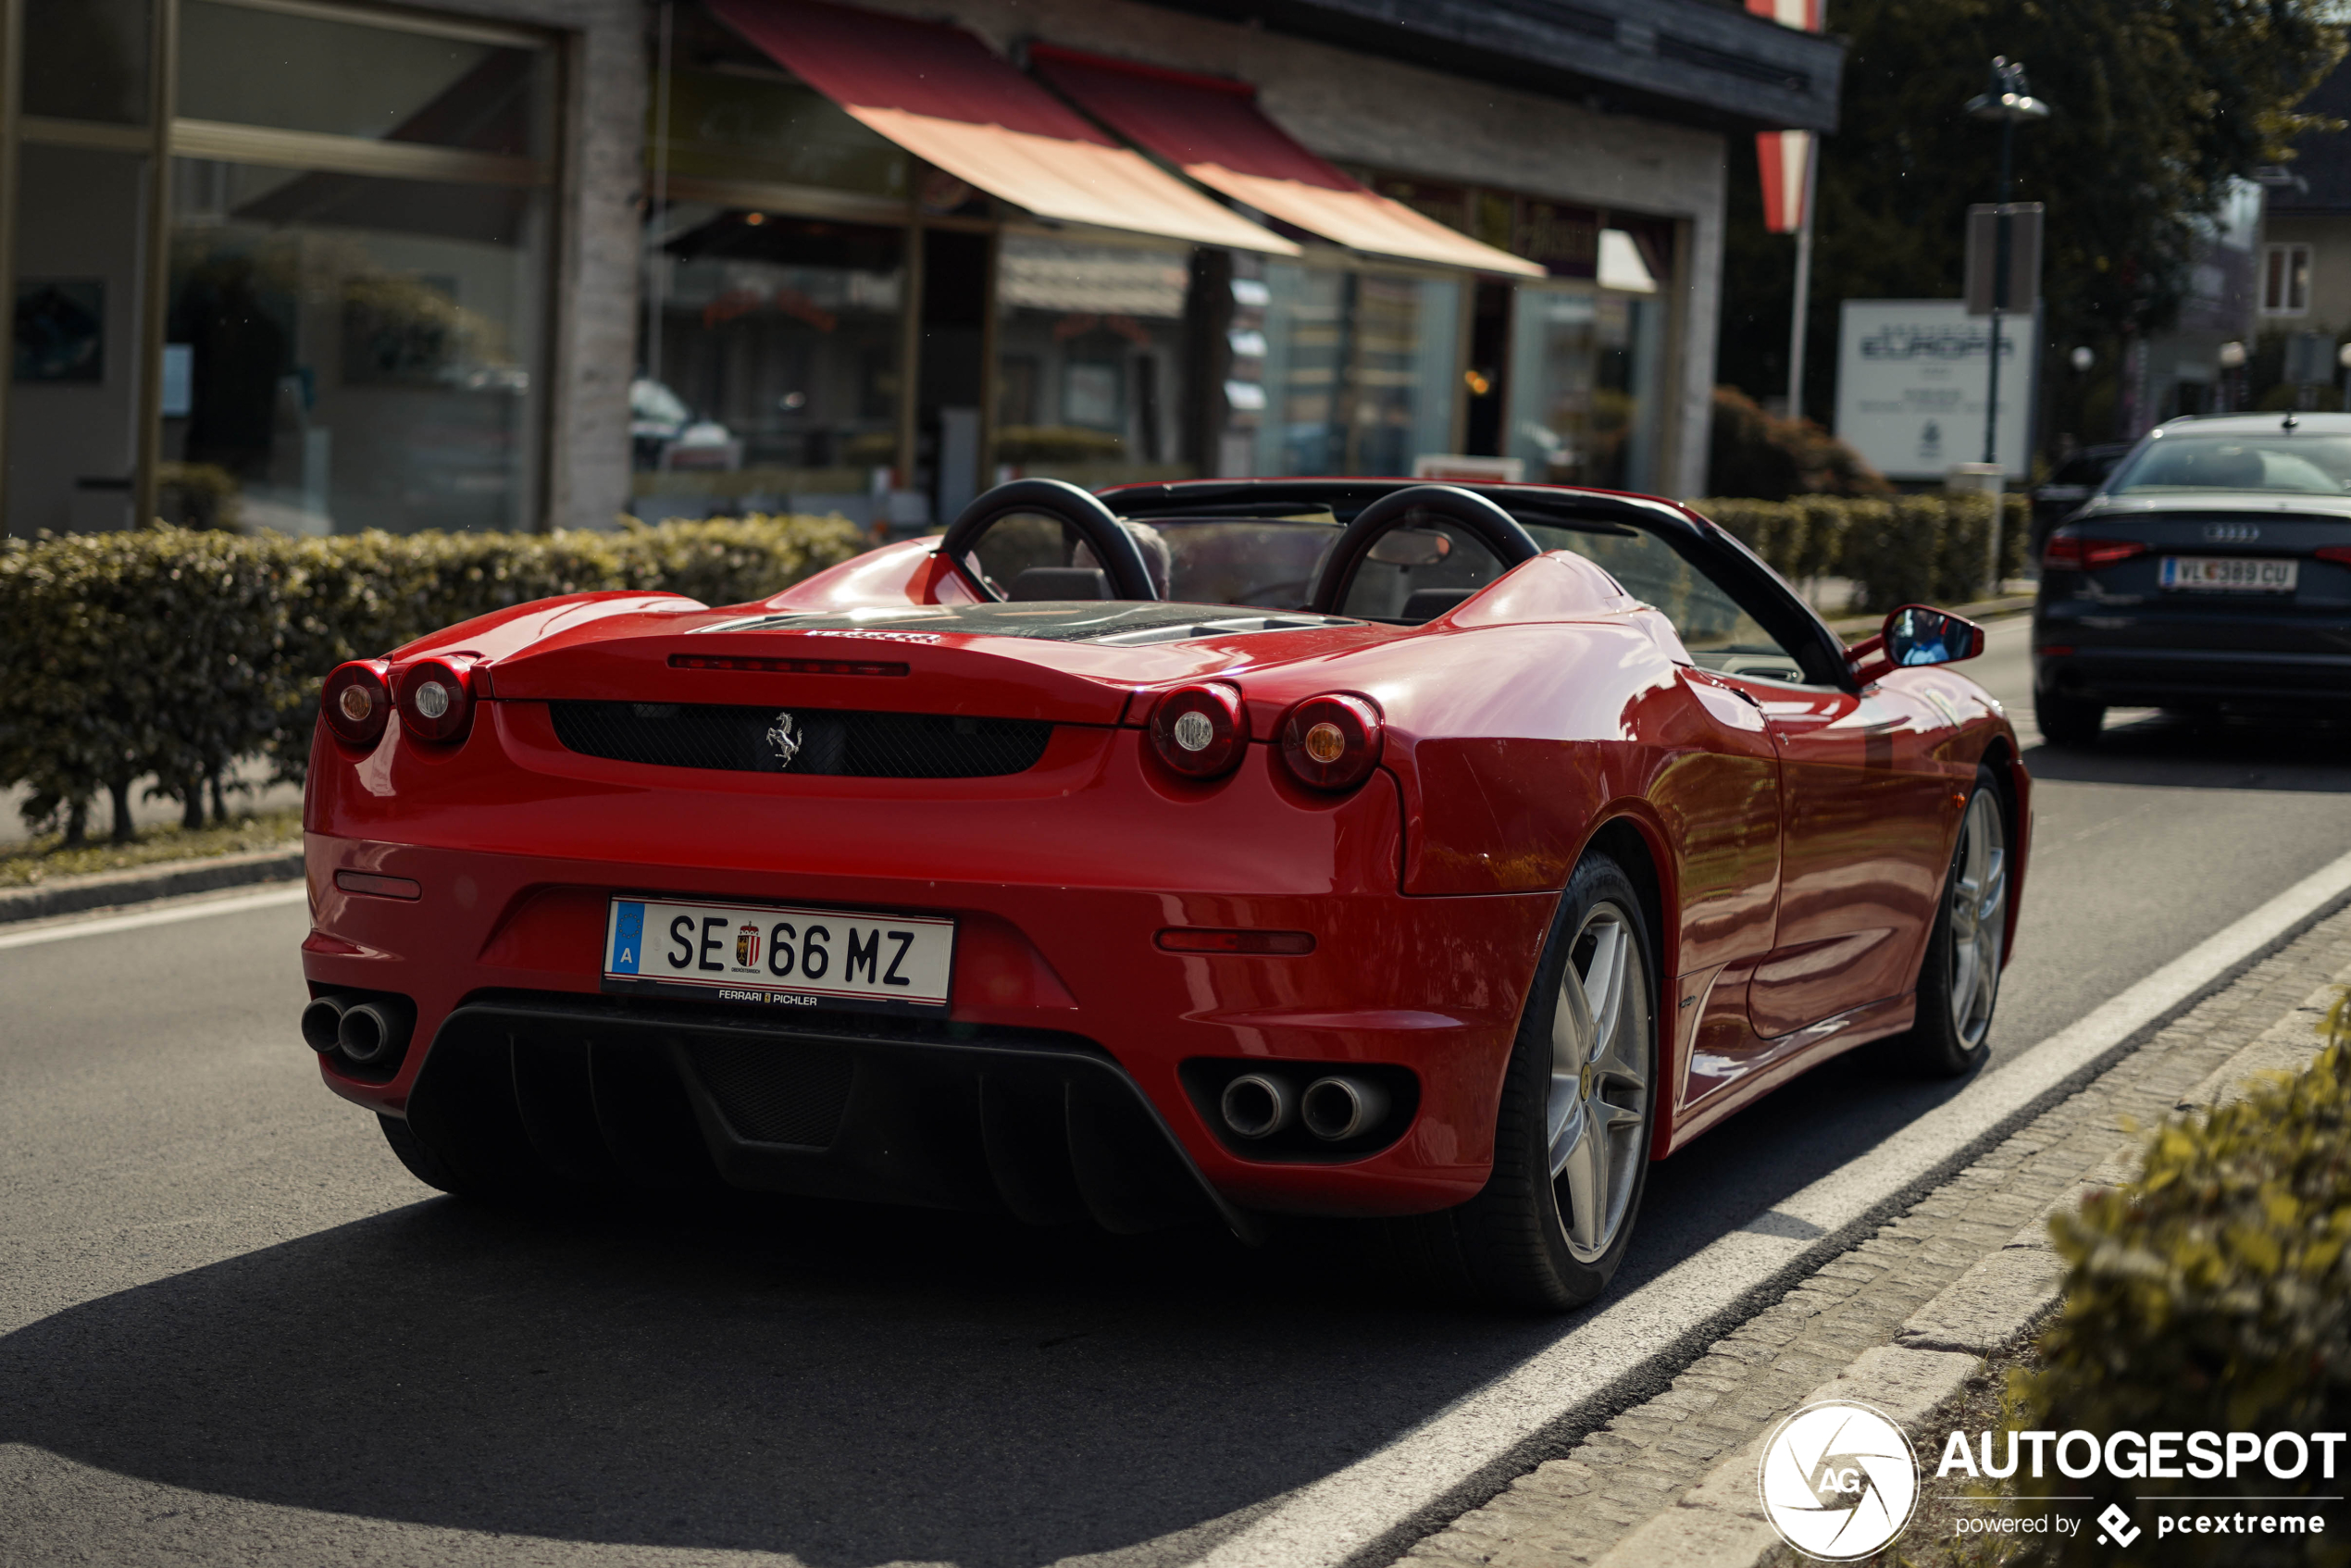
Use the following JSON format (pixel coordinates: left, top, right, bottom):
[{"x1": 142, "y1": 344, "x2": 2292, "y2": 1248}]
[
  {"x1": 1579, "y1": 975, "x2": 2343, "y2": 1568},
  {"x1": 0, "y1": 846, "x2": 303, "y2": 926}
]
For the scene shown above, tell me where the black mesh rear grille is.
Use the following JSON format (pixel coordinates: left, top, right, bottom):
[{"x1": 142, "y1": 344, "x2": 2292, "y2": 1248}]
[
  {"x1": 684, "y1": 1038, "x2": 854, "y2": 1147},
  {"x1": 549, "y1": 701, "x2": 1053, "y2": 778}
]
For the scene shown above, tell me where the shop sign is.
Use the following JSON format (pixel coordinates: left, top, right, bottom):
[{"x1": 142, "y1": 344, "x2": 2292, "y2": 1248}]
[{"x1": 1835, "y1": 300, "x2": 2038, "y2": 481}]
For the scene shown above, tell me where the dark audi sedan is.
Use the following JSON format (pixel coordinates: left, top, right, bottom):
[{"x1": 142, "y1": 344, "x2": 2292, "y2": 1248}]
[{"x1": 2034, "y1": 412, "x2": 2351, "y2": 745}]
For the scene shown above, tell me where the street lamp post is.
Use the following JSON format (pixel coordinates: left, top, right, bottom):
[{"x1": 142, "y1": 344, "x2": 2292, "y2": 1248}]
[{"x1": 1965, "y1": 58, "x2": 2049, "y2": 591}]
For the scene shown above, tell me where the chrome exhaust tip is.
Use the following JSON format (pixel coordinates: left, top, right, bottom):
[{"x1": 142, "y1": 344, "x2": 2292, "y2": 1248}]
[
  {"x1": 1219, "y1": 1073, "x2": 1296, "y2": 1139},
  {"x1": 300, "y1": 996, "x2": 347, "y2": 1053},
  {"x1": 336, "y1": 998, "x2": 415, "y2": 1066},
  {"x1": 1300, "y1": 1076, "x2": 1390, "y2": 1142}
]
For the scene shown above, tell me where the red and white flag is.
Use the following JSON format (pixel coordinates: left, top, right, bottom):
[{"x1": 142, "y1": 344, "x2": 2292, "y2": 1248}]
[{"x1": 1748, "y1": 0, "x2": 1822, "y2": 234}]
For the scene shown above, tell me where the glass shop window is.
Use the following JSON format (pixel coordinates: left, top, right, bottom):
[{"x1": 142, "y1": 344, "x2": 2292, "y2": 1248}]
[
  {"x1": 992, "y1": 234, "x2": 1194, "y2": 490},
  {"x1": 1250, "y1": 262, "x2": 1460, "y2": 478},
  {"x1": 20, "y1": 0, "x2": 153, "y2": 124},
  {"x1": 635, "y1": 209, "x2": 905, "y2": 521},
  {"x1": 1504, "y1": 282, "x2": 1666, "y2": 492},
  {"x1": 176, "y1": 0, "x2": 554, "y2": 159},
  {"x1": 159, "y1": 5, "x2": 557, "y2": 535}
]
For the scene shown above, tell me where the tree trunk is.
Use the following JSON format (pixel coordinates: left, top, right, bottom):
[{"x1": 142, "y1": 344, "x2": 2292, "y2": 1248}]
[
  {"x1": 209, "y1": 771, "x2": 229, "y2": 826},
  {"x1": 181, "y1": 780, "x2": 205, "y2": 831},
  {"x1": 63, "y1": 799, "x2": 88, "y2": 848},
  {"x1": 108, "y1": 779, "x2": 135, "y2": 844}
]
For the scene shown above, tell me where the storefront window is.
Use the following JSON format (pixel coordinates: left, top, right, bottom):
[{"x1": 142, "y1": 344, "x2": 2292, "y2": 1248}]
[
  {"x1": 992, "y1": 234, "x2": 1192, "y2": 490},
  {"x1": 635, "y1": 209, "x2": 903, "y2": 521},
  {"x1": 166, "y1": 161, "x2": 551, "y2": 534},
  {"x1": 177, "y1": 0, "x2": 552, "y2": 159},
  {"x1": 1250, "y1": 262, "x2": 1460, "y2": 478},
  {"x1": 21, "y1": 0, "x2": 152, "y2": 124},
  {"x1": 155, "y1": 3, "x2": 556, "y2": 535},
  {"x1": 1505, "y1": 283, "x2": 1664, "y2": 492}
]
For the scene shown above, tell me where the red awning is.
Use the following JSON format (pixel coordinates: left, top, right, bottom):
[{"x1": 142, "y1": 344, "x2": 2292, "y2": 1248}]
[
  {"x1": 1029, "y1": 45, "x2": 1544, "y2": 277},
  {"x1": 705, "y1": 0, "x2": 1296, "y2": 255}
]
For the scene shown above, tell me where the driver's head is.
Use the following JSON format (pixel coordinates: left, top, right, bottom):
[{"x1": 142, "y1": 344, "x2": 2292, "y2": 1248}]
[{"x1": 1074, "y1": 521, "x2": 1173, "y2": 598}]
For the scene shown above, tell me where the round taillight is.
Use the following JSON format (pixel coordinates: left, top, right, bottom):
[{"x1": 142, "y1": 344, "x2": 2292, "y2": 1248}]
[
  {"x1": 320, "y1": 661, "x2": 392, "y2": 748},
  {"x1": 1279, "y1": 694, "x2": 1384, "y2": 790},
  {"x1": 394, "y1": 656, "x2": 476, "y2": 744},
  {"x1": 1149, "y1": 682, "x2": 1249, "y2": 778}
]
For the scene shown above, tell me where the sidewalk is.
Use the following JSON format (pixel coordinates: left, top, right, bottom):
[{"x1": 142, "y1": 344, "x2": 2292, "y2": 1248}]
[{"x1": 1396, "y1": 902, "x2": 2351, "y2": 1568}]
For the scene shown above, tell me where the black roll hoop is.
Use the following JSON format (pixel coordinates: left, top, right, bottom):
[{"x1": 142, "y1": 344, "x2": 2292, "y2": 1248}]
[
  {"x1": 936, "y1": 478, "x2": 1161, "y2": 603},
  {"x1": 1306, "y1": 484, "x2": 1545, "y2": 615}
]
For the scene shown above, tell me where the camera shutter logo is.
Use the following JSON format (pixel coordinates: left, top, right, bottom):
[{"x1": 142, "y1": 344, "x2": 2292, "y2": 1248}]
[{"x1": 1758, "y1": 1400, "x2": 1921, "y2": 1560}]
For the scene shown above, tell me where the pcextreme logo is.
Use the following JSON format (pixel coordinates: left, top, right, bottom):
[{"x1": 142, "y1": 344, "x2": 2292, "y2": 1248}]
[{"x1": 1759, "y1": 1400, "x2": 1922, "y2": 1560}]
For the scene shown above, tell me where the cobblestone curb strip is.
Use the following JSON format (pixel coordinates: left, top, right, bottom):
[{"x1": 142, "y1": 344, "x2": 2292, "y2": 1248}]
[
  {"x1": 0, "y1": 847, "x2": 304, "y2": 925},
  {"x1": 1397, "y1": 904, "x2": 2351, "y2": 1568}
]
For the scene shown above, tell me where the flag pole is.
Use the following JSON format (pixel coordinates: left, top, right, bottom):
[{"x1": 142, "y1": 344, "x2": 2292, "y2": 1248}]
[{"x1": 1785, "y1": 132, "x2": 1818, "y2": 420}]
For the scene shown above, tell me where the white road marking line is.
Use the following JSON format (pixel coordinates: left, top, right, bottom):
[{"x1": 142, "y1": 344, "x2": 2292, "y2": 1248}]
[
  {"x1": 1192, "y1": 845, "x2": 2351, "y2": 1568},
  {"x1": 0, "y1": 882, "x2": 308, "y2": 952}
]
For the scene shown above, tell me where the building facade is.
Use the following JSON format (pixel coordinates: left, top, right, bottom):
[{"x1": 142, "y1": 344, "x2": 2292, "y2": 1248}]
[{"x1": 0, "y1": 0, "x2": 1840, "y2": 539}]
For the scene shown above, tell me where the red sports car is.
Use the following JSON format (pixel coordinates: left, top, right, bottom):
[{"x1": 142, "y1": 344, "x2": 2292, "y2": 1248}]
[{"x1": 299, "y1": 479, "x2": 2027, "y2": 1309}]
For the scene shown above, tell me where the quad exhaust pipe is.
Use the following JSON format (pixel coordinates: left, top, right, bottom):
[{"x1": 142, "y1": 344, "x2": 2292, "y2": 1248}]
[
  {"x1": 301, "y1": 991, "x2": 416, "y2": 1072},
  {"x1": 1217, "y1": 1070, "x2": 1392, "y2": 1143}
]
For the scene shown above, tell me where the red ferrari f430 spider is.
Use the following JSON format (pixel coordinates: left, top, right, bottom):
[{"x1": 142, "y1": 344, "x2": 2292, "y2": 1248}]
[{"x1": 300, "y1": 479, "x2": 2027, "y2": 1309}]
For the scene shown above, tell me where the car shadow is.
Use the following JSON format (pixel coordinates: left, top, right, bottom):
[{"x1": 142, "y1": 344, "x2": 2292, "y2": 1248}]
[
  {"x1": 0, "y1": 1055, "x2": 1983, "y2": 1564},
  {"x1": 2024, "y1": 712, "x2": 2351, "y2": 792}
]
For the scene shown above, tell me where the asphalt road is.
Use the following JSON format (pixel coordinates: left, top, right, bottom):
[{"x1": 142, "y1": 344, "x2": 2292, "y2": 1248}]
[{"x1": 6, "y1": 616, "x2": 2351, "y2": 1566}]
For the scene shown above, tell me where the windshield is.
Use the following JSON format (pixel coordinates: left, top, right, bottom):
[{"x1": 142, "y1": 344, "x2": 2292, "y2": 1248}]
[{"x1": 2108, "y1": 433, "x2": 2351, "y2": 496}]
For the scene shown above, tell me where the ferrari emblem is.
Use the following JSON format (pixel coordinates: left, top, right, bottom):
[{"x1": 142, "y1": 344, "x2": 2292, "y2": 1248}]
[{"x1": 766, "y1": 710, "x2": 801, "y2": 769}]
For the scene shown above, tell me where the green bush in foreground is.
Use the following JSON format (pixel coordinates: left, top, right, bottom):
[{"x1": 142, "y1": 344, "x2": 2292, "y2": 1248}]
[
  {"x1": 2013, "y1": 1006, "x2": 2351, "y2": 1565},
  {"x1": 0, "y1": 515, "x2": 864, "y2": 841}
]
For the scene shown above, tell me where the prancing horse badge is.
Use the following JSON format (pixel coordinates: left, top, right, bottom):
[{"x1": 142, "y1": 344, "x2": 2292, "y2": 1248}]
[{"x1": 766, "y1": 711, "x2": 801, "y2": 769}]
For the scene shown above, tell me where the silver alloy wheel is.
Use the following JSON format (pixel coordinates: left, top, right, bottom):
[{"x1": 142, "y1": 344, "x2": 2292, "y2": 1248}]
[
  {"x1": 1947, "y1": 789, "x2": 2008, "y2": 1047},
  {"x1": 1546, "y1": 902, "x2": 1652, "y2": 1263}
]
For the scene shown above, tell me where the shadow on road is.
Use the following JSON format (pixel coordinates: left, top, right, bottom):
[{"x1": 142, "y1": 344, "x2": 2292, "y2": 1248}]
[
  {"x1": 2024, "y1": 714, "x2": 2351, "y2": 792},
  {"x1": 0, "y1": 1053, "x2": 1983, "y2": 1563}
]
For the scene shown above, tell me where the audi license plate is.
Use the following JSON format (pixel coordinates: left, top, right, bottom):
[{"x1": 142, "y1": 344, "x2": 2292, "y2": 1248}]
[
  {"x1": 603, "y1": 896, "x2": 953, "y2": 1012},
  {"x1": 2159, "y1": 555, "x2": 2297, "y2": 593}
]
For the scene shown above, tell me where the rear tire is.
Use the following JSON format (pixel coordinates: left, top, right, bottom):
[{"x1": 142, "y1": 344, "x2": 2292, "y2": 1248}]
[
  {"x1": 1884, "y1": 765, "x2": 2009, "y2": 1077},
  {"x1": 2034, "y1": 689, "x2": 2104, "y2": 748},
  {"x1": 1399, "y1": 852, "x2": 1659, "y2": 1311}
]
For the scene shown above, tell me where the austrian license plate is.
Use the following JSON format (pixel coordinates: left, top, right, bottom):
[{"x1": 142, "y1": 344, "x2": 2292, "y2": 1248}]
[
  {"x1": 2159, "y1": 555, "x2": 2298, "y2": 593},
  {"x1": 602, "y1": 896, "x2": 954, "y2": 1012}
]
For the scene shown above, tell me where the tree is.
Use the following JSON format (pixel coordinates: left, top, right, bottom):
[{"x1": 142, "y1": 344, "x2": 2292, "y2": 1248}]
[{"x1": 1718, "y1": 0, "x2": 2344, "y2": 445}]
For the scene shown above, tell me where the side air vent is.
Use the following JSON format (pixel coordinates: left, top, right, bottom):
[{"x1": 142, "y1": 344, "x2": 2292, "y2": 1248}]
[{"x1": 549, "y1": 701, "x2": 1053, "y2": 778}]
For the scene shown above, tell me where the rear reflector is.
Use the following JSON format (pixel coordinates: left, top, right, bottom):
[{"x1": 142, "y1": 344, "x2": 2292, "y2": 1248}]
[
  {"x1": 335, "y1": 871, "x2": 421, "y2": 901},
  {"x1": 1156, "y1": 927, "x2": 1315, "y2": 955},
  {"x1": 2036, "y1": 644, "x2": 2075, "y2": 657},
  {"x1": 671, "y1": 654, "x2": 909, "y2": 676},
  {"x1": 2043, "y1": 535, "x2": 2146, "y2": 571},
  {"x1": 2316, "y1": 546, "x2": 2351, "y2": 566}
]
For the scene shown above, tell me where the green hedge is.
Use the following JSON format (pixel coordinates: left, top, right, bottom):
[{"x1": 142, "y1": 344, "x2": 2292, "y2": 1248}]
[
  {"x1": 0, "y1": 516, "x2": 864, "y2": 841},
  {"x1": 2015, "y1": 1008, "x2": 2351, "y2": 1564},
  {"x1": 1693, "y1": 492, "x2": 2033, "y2": 614}
]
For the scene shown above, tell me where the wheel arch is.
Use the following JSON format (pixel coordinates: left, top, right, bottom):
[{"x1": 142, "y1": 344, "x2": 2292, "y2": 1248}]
[
  {"x1": 1577, "y1": 810, "x2": 1679, "y2": 1159},
  {"x1": 1972, "y1": 731, "x2": 2029, "y2": 968}
]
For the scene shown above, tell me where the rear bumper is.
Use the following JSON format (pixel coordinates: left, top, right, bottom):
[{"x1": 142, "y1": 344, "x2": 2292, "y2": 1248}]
[
  {"x1": 301, "y1": 711, "x2": 1558, "y2": 1220},
  {"x1": 2033, "y1": 603, "x2": 2351, "y2": 710}
]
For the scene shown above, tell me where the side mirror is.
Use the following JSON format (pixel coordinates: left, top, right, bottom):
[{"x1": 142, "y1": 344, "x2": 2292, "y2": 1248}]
[
  {"x1": 1846, "y1": 604, "x2": 1985, "y2": 684},
  {"x1": 1882, "y1": 604, "x2": 1985, "y2": 667}
]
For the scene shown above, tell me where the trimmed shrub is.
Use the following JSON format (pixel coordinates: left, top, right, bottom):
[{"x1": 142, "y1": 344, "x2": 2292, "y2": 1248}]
[
  {"x1": 2014, "y1": 1007, "x2": 2351, "y2": 1565},
  {"x1": 0, "y1": 515, "x2": 864, "y2": 840},
  {"x1": 1692, "y1": 491, "x2": 2030, "y2": 614},
  {"x1": 1706, "y1": 385, "x2": 1895, "y2": 499}
]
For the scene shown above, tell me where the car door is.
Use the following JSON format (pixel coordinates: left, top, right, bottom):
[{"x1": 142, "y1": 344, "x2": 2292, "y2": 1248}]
[{"x1": 1733, "y1": 680, "x2": 1961, "y2": 1039}]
